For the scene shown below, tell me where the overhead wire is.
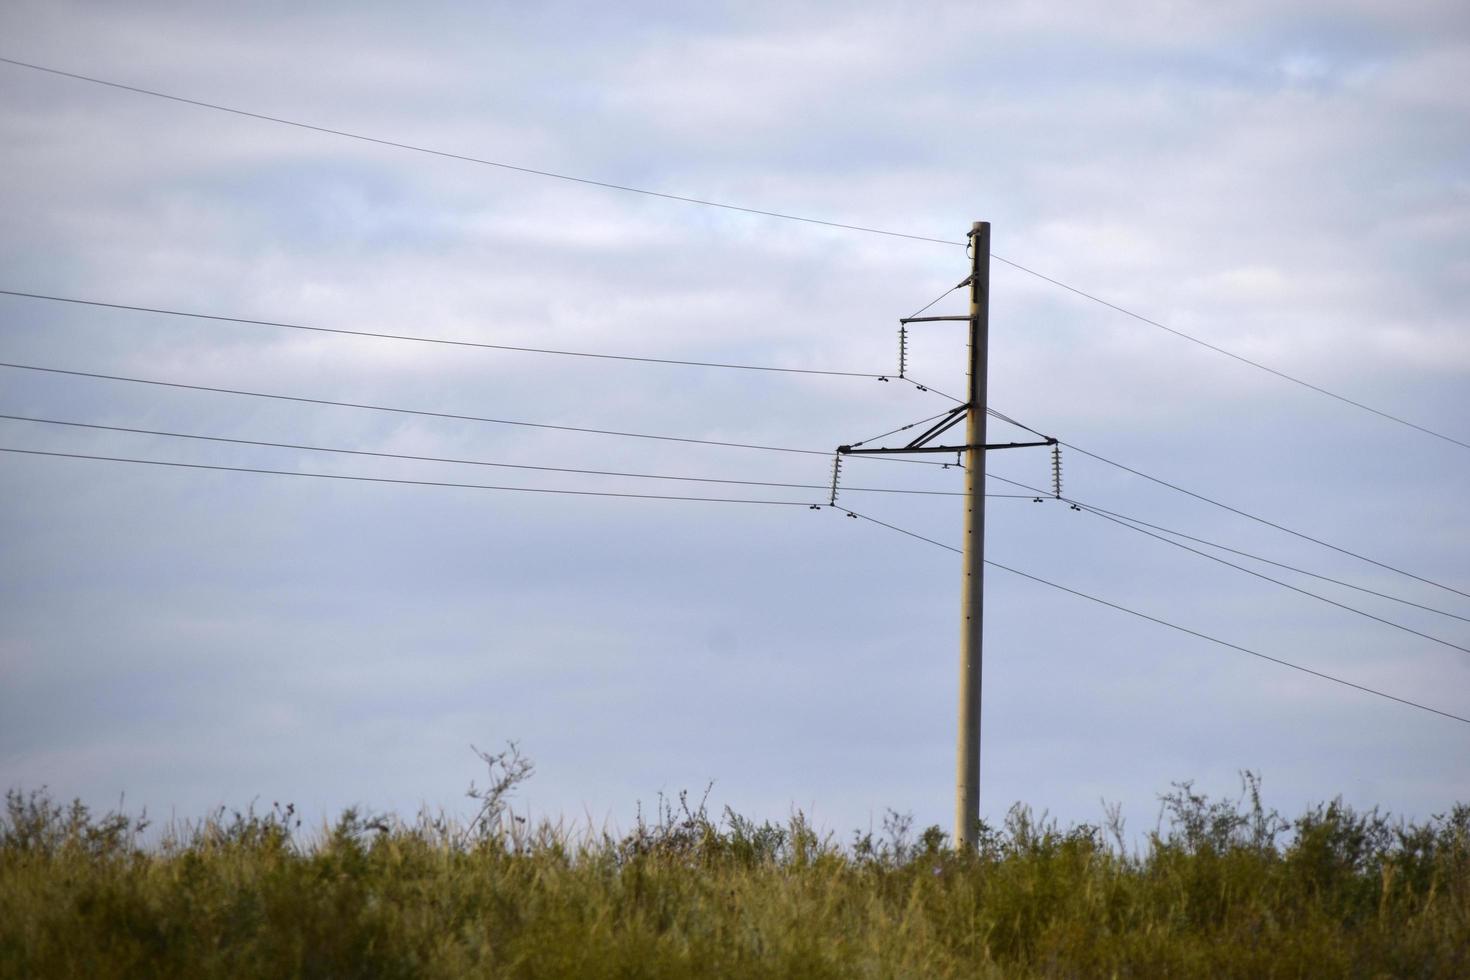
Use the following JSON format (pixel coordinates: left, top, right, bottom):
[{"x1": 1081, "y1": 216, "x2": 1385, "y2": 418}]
[
  {"x1": 0, "y1": 57, "x2": 959, "y2": 249},
  {"x1": 846, "y1": 409, "x2": 959, "y2": 451},
  {"x1": 1062, "y1": 440, "x2": 1470, "y2": 602},
  {"x1": 1077, "y1": 503, "x2": 1470, "y2": 656},
  {"x1": 0, "y1": 288, "x2": 881, "y2": 379},
  {"x1": 990, "y1": 255, "x2": 1470, "y2": 452},
  {"x1": 984, "y1": 465, "x2": 1470, "y2": 630},
  {"x1": 0, "y1": 360, "x2": 952, "y2": 466},
  {"x1": 0, "y1": 412, "x2": 979, "y2": 496},
  {"x1": 3, "y1": 54, "x2": 1463, "y2": 450},
  {"x1": 907, "y1": 280, "x2": 968, "y2": 320},
  {"x1": 837, "y1": 507, "x2": 1470, "y2": 727},
  {"x1": 0, "y1": 446, "x2": 819, "y2": 506},
  {"x1": 1069, "y1": 499, "x2": 1470, "y2": 625}
]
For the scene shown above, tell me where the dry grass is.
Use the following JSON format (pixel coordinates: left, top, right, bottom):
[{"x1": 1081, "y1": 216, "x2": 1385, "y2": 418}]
[{"x1": 2, "y1": 765, "x2": 1467, "y2": 978}]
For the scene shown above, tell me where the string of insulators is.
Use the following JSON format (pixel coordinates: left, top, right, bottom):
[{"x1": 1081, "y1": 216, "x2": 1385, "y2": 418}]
[
  {"x1": 828, "y1": 453, "x2": 844, "y2": 506},
  {"x1": 1051, "y1": 443, "x2": 1063, "y2": 499},
  {"x1": 897, "y1": 325, "x2": 908, "y2": 380}
]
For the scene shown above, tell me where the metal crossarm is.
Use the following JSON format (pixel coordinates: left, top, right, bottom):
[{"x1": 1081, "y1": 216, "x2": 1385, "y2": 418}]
[{"x1": 837, "y1": 436, "x2": 1055, "y2": 456}]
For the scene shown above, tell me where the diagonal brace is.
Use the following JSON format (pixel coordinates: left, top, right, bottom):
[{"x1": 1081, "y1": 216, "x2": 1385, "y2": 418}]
[{"x1": 904, "y1": 403, "x2": 970, "y2": 449}]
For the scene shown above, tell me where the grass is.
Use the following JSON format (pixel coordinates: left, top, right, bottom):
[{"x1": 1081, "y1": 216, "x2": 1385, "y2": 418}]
[{"x1": 2, "y1": 755, "x2": 1467, "y2": 978}]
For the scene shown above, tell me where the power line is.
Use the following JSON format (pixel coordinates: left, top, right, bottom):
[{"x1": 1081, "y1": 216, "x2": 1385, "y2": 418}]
[
  {"x1": 0, "y1": 56, "x2": 958, "y2": 248},
  {"x1": 1076, "y1": 502, "x2": 1470, "y2": 656},
  {"x1": 847, "y1": 409, "x2": 959, "y2": 451},
  {"x1": 0, "y1": 412, "x2": 979, "y2": 497},
  {"x1": 1061, "y1": 440, "x2": 1470, "y2": 603},
  {"x1": 839, "y1": 507, "x2": 1470, "y2": 728},
  {"x1": 978, "y1": 465, "x2": 1470, "y2": 626},
  {"x1": 0, "y1": 288, "x2": 880, "y2": 379},
  {"x1": 907, "y1": 280, "x2": 967, "y2": 320},
  {"x1": 0, "y1": 360, "x2": 950, "y2": 466},
  {"x1": 1070, "y1": 499, "x2": 1470, "y2": 625},
  {"x1": 5, "y1": 55, "x2": 1463, "y2": 450},
  {"x1": 991, "y1": 255, "x2": 1470, "y2": 452},
  {"x1": 987, "y1": 407, "x2": 1052, "y2": 441},
  {"x1": 0, "y1": 445, "x2": 824, "y2": 505},
  {"x1": 903, "y1": 377, "x2": 965, "y2": 404}
]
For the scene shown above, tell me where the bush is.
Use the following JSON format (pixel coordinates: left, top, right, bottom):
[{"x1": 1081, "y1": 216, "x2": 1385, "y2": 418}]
[{"x1": 2, "y1": 763, "x2": 1467, "y2": 978}]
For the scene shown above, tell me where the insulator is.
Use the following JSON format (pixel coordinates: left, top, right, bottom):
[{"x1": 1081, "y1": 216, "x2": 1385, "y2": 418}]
[
  {"x1": 1051, "y1": 444, "x2": 1063, "y2": 499},
  {"x1": 828, "y1": 453, "x2": 844, "y2": 506},
  {"x1": 897, "y1": 325, "x2": 908, "y2": 380}
]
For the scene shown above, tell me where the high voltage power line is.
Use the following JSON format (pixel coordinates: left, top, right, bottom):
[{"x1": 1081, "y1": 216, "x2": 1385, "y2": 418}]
[
  {"x1": 983, "y1": 457, "x2": 1468, "y2": 610},
  {"x1": 837, "y1": 507, "x2": 1470, "y2": 727},
  {"x1": 0, "y1": 289, "x2": 881, "y2": 379},
  {"x1": 1078, "y1": 503, "x2": 1470, "y2": 656},
  {"x1": 6, "y1": 290, "x2": 1454, "y2": 603},
  {"x1": 0, "y1": 446, "x2": 816, "y2": 506},
  {"x1": 1059, "y1": 441, "x2": 1470, "y2": 603},
  {"x1": 0, "y1": 361, "x2": 949, "y2": 466},
  {"x1": 12, "y1": 408, "x2": 1457, "y2": 648},
  {"x1": 990, "y1": 472, "x2": 1470, "y2": 625},
  {"x1": 4, "y1": 51, "x2": 1467, "y2": 798},
  {"x1": 985, "y1": 471, "x2": 1470, "y2": 625},
  {"x1": 0, "y1": 412, "x2": 981, "y2": 497},
  {"x1": 2, "y1": 54, "x2": 1464, "y2": 450},
  {"x1": 6, "y1": 437, "x2": 1464, "y2": 727},
  {"x1": 1065, "y1": 500, "x2": 1470, "y2": 625},
  {"x1": 6, "y1": 353, "x2": 1463, "y2": 613},
  {"x1": 22, "y1": 349, "x2": 1454, "y2": 612}
]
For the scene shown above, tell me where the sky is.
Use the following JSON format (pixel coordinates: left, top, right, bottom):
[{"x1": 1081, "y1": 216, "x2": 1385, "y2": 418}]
[{"x1": 2, "y1": 0, "x2": 1468, "y2": 843}]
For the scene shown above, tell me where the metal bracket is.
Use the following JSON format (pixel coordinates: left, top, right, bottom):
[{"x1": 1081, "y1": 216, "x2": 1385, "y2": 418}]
[
  {"x1": 838, "y1": 436, "x2": 1056, "y2": 457},
  {"x1": 899, "y1": 315, "x2": 973, "y2": 324}
]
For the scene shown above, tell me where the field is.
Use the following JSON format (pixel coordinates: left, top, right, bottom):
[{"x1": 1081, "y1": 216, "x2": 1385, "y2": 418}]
[{"x1": 3, "y1": 758, "x2": 1467, "y2": 978}]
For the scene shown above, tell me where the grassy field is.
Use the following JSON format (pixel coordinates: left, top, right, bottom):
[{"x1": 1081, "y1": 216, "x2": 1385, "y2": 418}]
[{"x1": 3, "y1": 757, "x2": 1467, "y2": 978}]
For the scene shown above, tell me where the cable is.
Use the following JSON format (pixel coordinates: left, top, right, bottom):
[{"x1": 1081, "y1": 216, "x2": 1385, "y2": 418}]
[
  {"x1": 1070, "y1": 499, "x2": 1470, "y2": 625},
  {"x1": 1062, "y1": 440, "x2": 1470, "y2": 603},
  {"x1": 907, "y1": 280, "x2": 967, "y2": 320},
  {"x1": 1076, "y1": 503, "x2": 1470, "y2": 656},
  {"x1": 847, "y1": 409, "x2": 957, "y2": 450},
  {"x1": 0, "y1": 57, "x2": 959, "y2": 249},
  {"x1": 838, "y1": 507, "x2": 1470, "y2": 727},
  {"x1": 0, "y1": 445, "x2": 823, "y2": 505},
  {"x1": 988, "y1": 460, "x2": 1470, "y2": 625},
  {"x1": 903, "y1": 377, "x2": 966, "y2": 404},
  {"x1": 5, "y1": 55, "x2": 1464, "y2": 450},
  {"x1": 986, "y1": 471, "x2": 1048, "y2": 495},
  {"x1": 0, "y1": 360, "x2": 951, "y2": 466},
  {"x1": 0, "y1": 288, "x2": 879, "y2": 379},
  {"x1": 991, "y1": 256, "x2": 1470, "y2": 452},
  {"x1": 0, "y1": 412, "x2": 981, "y2": 496},
  {"x1": 982, "y1": 464, "x2": 1470, "y2": 624},
  {"x1": 987, "y1": 407, "x2": 1052, "y2": 441}
]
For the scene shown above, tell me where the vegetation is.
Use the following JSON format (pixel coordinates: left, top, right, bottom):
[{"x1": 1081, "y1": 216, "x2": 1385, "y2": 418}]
[{"x1": 2, "y1": 752, "x2": 1467, "y2": 978}]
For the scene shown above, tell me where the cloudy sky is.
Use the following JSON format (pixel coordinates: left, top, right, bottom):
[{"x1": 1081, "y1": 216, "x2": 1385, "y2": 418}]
[{"x1": 2, "y1": 0, "x2": 1467, "y2": 840}]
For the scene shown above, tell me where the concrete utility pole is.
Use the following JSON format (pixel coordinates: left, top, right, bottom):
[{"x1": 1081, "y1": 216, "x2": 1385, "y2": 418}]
[
  {"x1": 956, "y1": 220, "x2": 989, "y2": 849},
  {"x1": 834, "y1": 220, "x2": 1050, "y2": 851}
]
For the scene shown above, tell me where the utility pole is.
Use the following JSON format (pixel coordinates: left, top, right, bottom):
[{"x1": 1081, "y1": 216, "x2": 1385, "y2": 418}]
[
  {"x1": 834, "y1": 220, "x2": 1052, "y2": 850},
  {"x1": 956, "y1": 220, "x2": 988, "y2": 849}
]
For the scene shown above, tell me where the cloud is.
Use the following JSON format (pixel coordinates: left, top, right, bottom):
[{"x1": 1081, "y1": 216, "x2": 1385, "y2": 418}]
[{"x1": 1, "y1": 0, "x2": 1467, "y2": 838}]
